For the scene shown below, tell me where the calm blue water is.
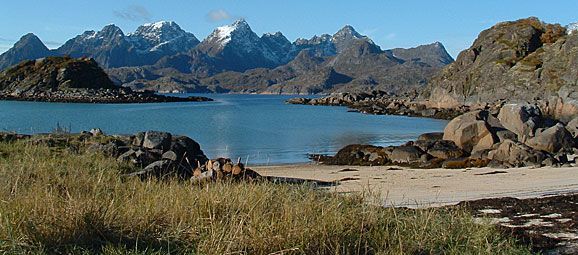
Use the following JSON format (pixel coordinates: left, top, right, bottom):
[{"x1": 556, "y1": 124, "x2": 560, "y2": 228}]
[{"x1": 0, "y1": 94, "x2": 448, "y2": 164}]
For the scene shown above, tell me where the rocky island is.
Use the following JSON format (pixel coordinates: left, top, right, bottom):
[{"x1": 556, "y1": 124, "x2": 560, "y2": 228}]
[{"x1": 0, "y1": 56, "x2": 212, "y2": 103}]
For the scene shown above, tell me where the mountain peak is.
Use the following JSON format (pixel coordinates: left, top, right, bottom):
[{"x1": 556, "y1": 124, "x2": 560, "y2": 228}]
[
  {"x1": 127, "y1": 21, "x2": 199, "y2": 54},
  {"x1": 209, "y1": 18, "x2": 255, "y2": 47},
  {"x1": 13, "y1": 33, "x2": 50, "y2": 52},
  {"x1": 334, "y1": 25, "x2": 362, "y2": 39},
  {"x1": 17, "y1": 33, "x2": 42, "y2": 44},
  {"x1": 130, "y1": 20, "x2": 195, "y2": 43},
  {"x1": 101, "y1": 24, "x2": 122, "y2": 32},
  {"x1": 231, "y1": 18, "x2": 249, "y2": 28},
  {"x1": 142, "y1": 21, "x2": 177, "y2": 30},
  {"x1": 0, "y1": 33, "x2": 52, "y2": 70},
  {"x1": 263, "y1": 31, "x2": 285, "y2": 38},
  {"x1": 98, "y1": 24, "x2": 125, "y2": 38}
]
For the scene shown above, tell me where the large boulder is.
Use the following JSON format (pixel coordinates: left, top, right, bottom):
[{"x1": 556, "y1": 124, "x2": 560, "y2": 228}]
[
  {"x1": 417, "y1": 132, "x2": 444, "y2": 142},
  {"x1": 390, "y1": 146, "x2": 424, "y2": 164},
  {"x1": 488, "y1": 139, "x2": 548, "y2": 167},
  {"x1": 321, "y1": 144, "x2": 389, "y2": 165},
  {"x1": 443, "y1": 110, "x2": 497, "y2": 153},
  {"x1": 497, "y1": 104, "x2": 541, "y2": 141},
  {"x1": 425, "y1": 140, "x2": 465, "y2": 160},
  {"x1": 170, "y1": 135, "x2": 207, "y2": 167},
  {"x1": 565, "y1": 117, "x2": 578, "y2": 139},
  {"x1": 525, "y1": 123, "x2": 575, "y2": 153},
  {"x1": 142, "y1": 131, "x2": 172, "y2": 150}
]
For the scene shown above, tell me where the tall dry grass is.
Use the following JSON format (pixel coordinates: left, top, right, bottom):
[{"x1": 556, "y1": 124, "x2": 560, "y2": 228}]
[{"x1": 0, "y1": 141, "x2": 530, "y2": 254}]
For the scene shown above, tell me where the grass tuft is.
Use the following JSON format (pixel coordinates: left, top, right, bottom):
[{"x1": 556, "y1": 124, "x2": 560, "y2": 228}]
[{"x1": 0, "y1": 141, "x2": 531, "y2": 254}]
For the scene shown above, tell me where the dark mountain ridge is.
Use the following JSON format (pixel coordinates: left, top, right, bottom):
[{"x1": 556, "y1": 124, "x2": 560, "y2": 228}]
[{"x1": 0, "y1": 19, "x2": 454, "y2": 94}]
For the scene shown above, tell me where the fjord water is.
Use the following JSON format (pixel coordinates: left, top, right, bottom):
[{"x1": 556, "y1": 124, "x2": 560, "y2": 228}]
[{"x1": 0, "y1": 94, "x2": 447, "y2": 164}]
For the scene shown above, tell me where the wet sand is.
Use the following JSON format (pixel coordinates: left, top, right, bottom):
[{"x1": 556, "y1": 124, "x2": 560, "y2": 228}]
[{"x1": 252, "y1": 164, "x2": 578, "y2": 208}]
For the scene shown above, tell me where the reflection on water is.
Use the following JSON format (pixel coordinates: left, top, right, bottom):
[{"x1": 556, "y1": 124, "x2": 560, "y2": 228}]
[{"x1": 0, "y1": 94, "x2": 448, "y2": 164}]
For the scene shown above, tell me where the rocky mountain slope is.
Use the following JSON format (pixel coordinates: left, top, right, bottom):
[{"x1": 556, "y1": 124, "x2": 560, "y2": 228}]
[
  {"x1": 201, "y1": 40, "x2": 449, "y2": 94},
  {"x1": 423, "y1": 17, "x2": 576, "y2": 110},
  {"x1": 1, "y1": 19, "x2": 454, "y2": 94},
  {"x1": 0, "y1": 33, "x2": 55, "y2": 70},
  {"x1": 0, "y1": 22, "x2": 200, "y2": 70}
]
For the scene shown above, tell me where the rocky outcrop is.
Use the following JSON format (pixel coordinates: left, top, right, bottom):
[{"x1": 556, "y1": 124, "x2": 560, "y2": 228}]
[
  {"x1": 487, "y1": 140, "x2": 548, "y2": 167},
  {"x1": 311, "y1": 144, "x2": 390, "y2": 166},
  {"x1": 3, "y1": 130, "x2": 260, "y2": 182},
  {"x1": 525, "y1": 124, "x2": 575, "y2": 153},
  {"x1": 497, "y1": 104, "x2": 542, "y2": 141},
  {"x1": 287, "y1": 90, "x2": 476, "y2": 120},
  {"x1": 0, "y1": 57, "x2": 212, "y2": 103},
  {"x1": 316, "y1": 104, "x2": 578, "y2": 169},
  {"x1": 443, "y1": 111, "x2": 497, "y2": 153},
  {"x1": 565, "y1": 117, "x2": 578, "y2": 138},
  {"x1": 424, "y1": 17, "x2": 578, "y2": 119},
  {"x1": 390, "y1": 146, "x2": 426, "y2": 164}
]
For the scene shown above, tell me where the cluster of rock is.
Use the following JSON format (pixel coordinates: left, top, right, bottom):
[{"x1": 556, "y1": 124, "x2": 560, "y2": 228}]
[
  {"x1": 6, "y1": 129, "x2": 259, "y2": 182},
  {"x1": 113, "y1": 131, "x2": 260, "y2": 181},
  {"x1": 0, "y1": 87, "x2": 212, "y2": 104},
  {"x1": 315, "y1": 103, "x2": 578, "y2": 168},
  {"x1": 312, "y1": 134, "x2": 482, "y2": 169},
  {"x1": 0, "y1": 57, "x2": 213, "y2": 103},
  {"x1": 288, "y1": 90, "x2": 475, "y2": 120}
]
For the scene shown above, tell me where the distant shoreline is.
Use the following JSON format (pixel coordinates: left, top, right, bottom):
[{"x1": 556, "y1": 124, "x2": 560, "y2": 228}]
[{"x1": 0, "y1": 92, "x2": 213, "y2": 104}]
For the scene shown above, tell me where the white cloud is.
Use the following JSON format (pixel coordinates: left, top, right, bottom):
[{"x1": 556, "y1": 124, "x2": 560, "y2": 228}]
[
  {"x1": 113, "y1": 5, "x2": 152, "y2": 22},
  {"x1": 385, "y1": 33, "x2": 397, "y2": 40},
  {"x1": 361, "y1": 28, "x2": 378, "y2": 36},
  {"x1": 0, "y1": 45, "x2": 11, "y2": 54},
  {"x1": 206, "y1": 9, "x2": 232, "y2": 23}
]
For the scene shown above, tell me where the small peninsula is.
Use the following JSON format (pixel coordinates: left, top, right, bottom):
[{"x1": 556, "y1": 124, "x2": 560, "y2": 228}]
[{"x1": 0, "y1": 56, "x2": 212, "y2": 103}]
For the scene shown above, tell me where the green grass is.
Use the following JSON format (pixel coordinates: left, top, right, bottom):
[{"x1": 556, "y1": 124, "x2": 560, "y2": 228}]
[{"x1": 0, "y1": 140, "x2": 531, "y2": 254}]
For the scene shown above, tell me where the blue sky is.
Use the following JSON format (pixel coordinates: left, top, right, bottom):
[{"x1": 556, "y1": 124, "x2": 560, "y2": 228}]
[{"x1": 1, "y1": 0, "x2": 577, "y2": 58}]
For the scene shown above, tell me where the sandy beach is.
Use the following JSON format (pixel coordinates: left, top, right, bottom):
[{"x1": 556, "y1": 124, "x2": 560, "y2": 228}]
[{"x1": 253, "y1": 164, "x2": 578, "y2": 207}]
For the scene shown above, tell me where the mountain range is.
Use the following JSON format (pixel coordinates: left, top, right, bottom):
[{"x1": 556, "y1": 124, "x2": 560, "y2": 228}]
[{"x1": 0, "y1": 19, "x2": 454, "y2": 94}]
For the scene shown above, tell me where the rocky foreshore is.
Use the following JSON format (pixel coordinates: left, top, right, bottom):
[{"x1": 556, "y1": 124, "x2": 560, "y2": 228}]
[
  {"x1": 0, "y1": 88, "x2": 213, "y2": 104},
  {"x1": 313, "y1": 103, "x2": 578, "y2": 169},
  {"x1": 287, "y1": 91, "x2": 478, "y2": 120}
]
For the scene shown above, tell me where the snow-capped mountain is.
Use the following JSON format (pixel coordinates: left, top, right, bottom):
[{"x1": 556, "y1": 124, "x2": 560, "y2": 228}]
[
  {"x1": 0, "y1": 19, "x2": 455, "y2": 95},
  {"x1": 53, "y1": 22, "x2": 200, "y2": 68},
  {"x1": 56, "y1": 24, "x2": 135, "y2": 68},
  {"x1": 261, "y1": 32, "x2": 293, "y2": 63},
  {"x1": 128, "y1": 21, "x2": 199, "y2": 53},
  {"x1": 567, "y1": 22, "x2": 578, "y2": 34},
  {"x1": 196, "y1": 19, "x2": 289, "y2": 71},
  {"x1": 197, "y1": 19, "x2": 262, "y2": 54}
]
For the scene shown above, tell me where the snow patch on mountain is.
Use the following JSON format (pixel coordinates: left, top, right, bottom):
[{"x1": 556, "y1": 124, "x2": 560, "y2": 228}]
[
  {"x1": 128, "y1": 21, "x2": 199, "y2": 53},
  {"x1": 210, "y1": 19, "x2": 251, "y2": 47},
  {"x1": 567, "y1": 22, "x2": 578, "y2": 34}
]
